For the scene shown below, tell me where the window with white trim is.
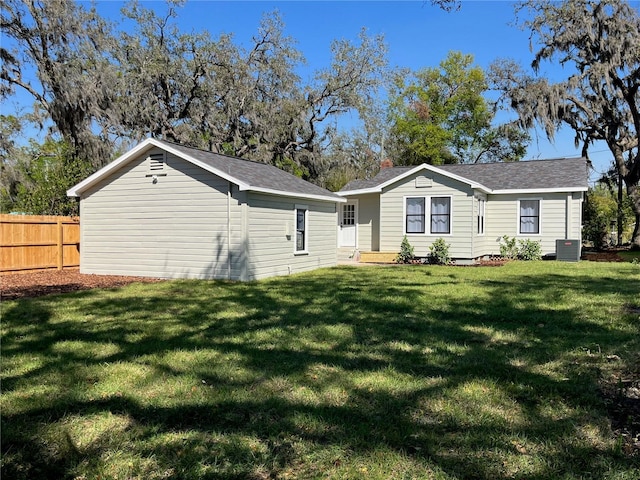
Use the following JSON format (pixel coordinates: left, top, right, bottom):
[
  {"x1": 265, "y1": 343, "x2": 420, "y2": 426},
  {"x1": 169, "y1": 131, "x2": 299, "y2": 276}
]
[
  {"x1": 406, "y1": 197, "x2": 426, "y2": 234},
  {"x1": 295, "y1": 206, "x2": 308, "y2": 253},
  {"x1": 519, "y1": 199, "x2": 540, "y2": 234},
  {"x1": 431, "y1": 197, "x2": 451, "y2": 234},
  {"x1": 477, "y1": 198, "x2": 485, "y2": 235},
  {"x1": 405, "y1": 196, "x2": 452, "y2": 235}
]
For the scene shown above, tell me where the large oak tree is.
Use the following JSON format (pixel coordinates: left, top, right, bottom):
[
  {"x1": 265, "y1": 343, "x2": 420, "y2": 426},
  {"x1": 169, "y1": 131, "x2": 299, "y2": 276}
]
[
  {"x1": 1, "y1": 0, "x2": 118, "y2": 168},
  {"x1": 491, "y1": 0, "x2": 640, "y2": 246}
]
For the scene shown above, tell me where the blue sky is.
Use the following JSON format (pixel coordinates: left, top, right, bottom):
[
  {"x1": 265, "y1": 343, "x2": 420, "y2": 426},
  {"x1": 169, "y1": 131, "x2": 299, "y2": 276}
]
[{"x1": 11, "y1": 0, "x2": 639, "y2": 181}]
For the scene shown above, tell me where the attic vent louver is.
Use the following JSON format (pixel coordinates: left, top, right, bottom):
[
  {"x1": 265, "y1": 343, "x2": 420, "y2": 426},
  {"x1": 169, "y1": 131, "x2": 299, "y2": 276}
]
[
  {"x1": 146, "y1": 152, "x2": 167, "y2": 179},
  {"x1": 149, "y1": 153, "x2": 165, "y2": 171},
  {"x1": 415, "y1": 175, "x2": 432, "y2": 188}
]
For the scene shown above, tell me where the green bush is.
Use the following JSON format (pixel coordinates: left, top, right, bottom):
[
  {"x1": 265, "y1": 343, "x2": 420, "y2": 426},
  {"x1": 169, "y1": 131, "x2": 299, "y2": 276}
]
[
  {"x1": 499, "y1": 235, "x2": 542, "y2": 261},
  {"x1": 395, "y1": 235, "x2": 415, "y2": 264},
  {"x1": 499, "y1": 235, "x2": 518, "y2": 259},
  {"x1": 429, "y1": 238, "x2": 451, "y2": 265},
  {"x1": 518, "y1": 238, "x2": 542, "y2": 261}
]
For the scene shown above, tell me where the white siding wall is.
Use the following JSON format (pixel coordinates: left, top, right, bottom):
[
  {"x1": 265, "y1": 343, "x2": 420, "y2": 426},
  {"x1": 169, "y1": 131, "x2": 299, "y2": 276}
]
[
  {"x1": 484, "y1": 192, "x2": 582, "y2": 257},
  {"x1": 247, "y1": 193, "x2": 338, "y2": 280},
  {"x1": 352, "y1": 193, "x2": 379, "y2": 251},
  {"x1": 80, "y1": 149, "x2": 247, "y2": 280},
  {"x1": 379, "y1": 172, "x2": 474, "y2": 258}
]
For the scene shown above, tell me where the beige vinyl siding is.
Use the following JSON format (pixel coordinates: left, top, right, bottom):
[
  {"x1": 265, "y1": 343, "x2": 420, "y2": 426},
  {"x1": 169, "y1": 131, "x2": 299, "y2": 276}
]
[
  {"x1": 352, "y1": 193, "x2": 379, "y2": 251},
  {"x1": 484, "y1": 192, "x2": 578, "y2": 257},
  {"x1": 247, "y1": 193, "x2": 337, "y2": 280},
  {"x1": 379, "y1": 172, "x2": 474, "y2": 258},
  {"x1": 569, "y1": 192, "x2": 583, "y2": 241},
  {"x1": 79, "y1": 148, "x2": 247, "y2": 280},
  {"x1": 472, "y1": 193, "x2": 490, "y2": 258}
]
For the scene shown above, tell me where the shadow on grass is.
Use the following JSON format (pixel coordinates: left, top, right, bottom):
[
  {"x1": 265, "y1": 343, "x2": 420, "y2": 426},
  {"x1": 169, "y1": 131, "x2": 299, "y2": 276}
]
[{"x1": 2, "y1": 263, "x2": 639, "y2": 479}]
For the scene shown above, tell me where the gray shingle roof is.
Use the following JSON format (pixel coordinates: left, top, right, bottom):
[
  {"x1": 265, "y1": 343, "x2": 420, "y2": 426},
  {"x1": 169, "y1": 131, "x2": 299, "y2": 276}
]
[
  {"x1": 340, "y1": 158, "x2": 588, "y2": 193},
  {"x1": 160, "y1": 140, "x2": 342, "y2": 200}
]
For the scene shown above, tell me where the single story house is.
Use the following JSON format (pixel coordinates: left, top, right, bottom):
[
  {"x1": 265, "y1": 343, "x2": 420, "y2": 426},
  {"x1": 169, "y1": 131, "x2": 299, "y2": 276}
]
[
  {"x1": 67, "y1": 138, "x2": 345, "y2": 281},
  {"x1": 336, "y1": 158, "x2": 588, "y2": 262}
]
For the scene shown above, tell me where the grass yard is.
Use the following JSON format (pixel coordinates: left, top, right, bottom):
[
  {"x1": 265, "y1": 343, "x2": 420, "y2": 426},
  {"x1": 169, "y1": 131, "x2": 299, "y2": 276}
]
[
  {"x1": 2, "y1": 261, "x2": 639, "y2": 479},
  {"x1": 618, "y1": 250, "x2": 640, "y2": 263}
]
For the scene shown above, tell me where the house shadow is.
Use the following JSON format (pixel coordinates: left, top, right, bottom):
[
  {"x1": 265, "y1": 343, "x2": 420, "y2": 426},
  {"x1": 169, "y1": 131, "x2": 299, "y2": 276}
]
[{"x1": 2, "y1": 263, "x2": 638, "y2": 479}]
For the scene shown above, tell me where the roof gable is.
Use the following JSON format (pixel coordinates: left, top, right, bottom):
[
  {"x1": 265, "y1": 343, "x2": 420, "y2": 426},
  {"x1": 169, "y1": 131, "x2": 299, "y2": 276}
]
[
  {"x1": 338, "y1": 158, "x2": 588, "y2": 195},
  {"x1": 67, "y1": 138, "x2": 344, "y2": 203}
]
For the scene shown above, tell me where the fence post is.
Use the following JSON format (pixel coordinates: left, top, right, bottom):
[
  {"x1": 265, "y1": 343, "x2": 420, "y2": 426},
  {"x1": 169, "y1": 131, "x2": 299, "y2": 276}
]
[{"x1": 57, "y1": 218, "x2": 63, "y2": 270}]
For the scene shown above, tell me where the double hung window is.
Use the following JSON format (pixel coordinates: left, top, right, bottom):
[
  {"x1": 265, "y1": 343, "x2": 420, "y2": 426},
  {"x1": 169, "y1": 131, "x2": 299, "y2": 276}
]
[
  {"x1": 405, "y1": 196, "x2": 451, "y2": 235},
  {"x1": 295, "y1": 206, "x2": 308, "y2": 253},
  {"x1": 519, "y1": 199, "x2": 540, "y2": 234},
  {"x1": 477, "y1": 198, "x2": 485, "y2": 235}
]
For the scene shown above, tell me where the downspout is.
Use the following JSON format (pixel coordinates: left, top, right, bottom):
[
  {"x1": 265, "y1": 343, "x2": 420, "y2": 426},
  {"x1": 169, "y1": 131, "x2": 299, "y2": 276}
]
[{"x1": 228, "y1": 182, "x2": 232, "y2": 280}]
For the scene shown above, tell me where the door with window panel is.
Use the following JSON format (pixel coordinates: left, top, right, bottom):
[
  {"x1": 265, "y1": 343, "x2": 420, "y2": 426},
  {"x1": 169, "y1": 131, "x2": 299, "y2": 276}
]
[{"x1": 339, "y1": 202, "x2": 357, "y2": 247}]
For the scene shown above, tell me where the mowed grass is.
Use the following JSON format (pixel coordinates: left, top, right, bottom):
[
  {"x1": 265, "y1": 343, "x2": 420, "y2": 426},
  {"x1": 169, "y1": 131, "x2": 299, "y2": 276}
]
[{"x1": 2, "y1": 261, "x2": 639, "y2": 480}]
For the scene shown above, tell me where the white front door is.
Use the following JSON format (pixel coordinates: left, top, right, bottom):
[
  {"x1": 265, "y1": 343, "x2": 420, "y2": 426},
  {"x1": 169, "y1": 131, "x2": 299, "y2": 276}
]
[{"x1": 339, "y1": 202, "x2": 357, "y2": 247}]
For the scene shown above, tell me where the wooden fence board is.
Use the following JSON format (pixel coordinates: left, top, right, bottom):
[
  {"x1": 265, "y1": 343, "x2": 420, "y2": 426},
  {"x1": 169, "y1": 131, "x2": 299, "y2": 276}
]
[{"x1": 0, "y1": 215, "x2": 80, "y2": 274}]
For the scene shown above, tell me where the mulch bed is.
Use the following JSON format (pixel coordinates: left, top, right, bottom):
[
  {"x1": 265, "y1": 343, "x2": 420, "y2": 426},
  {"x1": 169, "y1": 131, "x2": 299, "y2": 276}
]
[
  {"x1": 0, "y1": 270, "x2": 163, "y2": 301},
  {"x1": 582, "y1": 251, "x2": 626, "y2": 262}
]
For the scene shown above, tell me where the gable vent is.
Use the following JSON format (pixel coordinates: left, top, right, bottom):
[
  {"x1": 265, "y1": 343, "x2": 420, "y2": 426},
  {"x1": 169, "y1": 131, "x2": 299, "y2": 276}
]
[
  {"x1": 149, "y1": 153, "x2": 165, "y2": 172},
  {"x1": 415, "y1": 175, "x2": 432, "y2": 188}
]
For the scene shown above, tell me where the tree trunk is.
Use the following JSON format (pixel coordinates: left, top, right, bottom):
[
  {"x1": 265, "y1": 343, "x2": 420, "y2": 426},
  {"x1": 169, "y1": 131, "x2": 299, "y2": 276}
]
[
  {"x1": 628, "y1": 182, "x2": 640, "y2": 249},
  {"x1": 618, "y1": 172, "x2": 623, "y2": 245}
]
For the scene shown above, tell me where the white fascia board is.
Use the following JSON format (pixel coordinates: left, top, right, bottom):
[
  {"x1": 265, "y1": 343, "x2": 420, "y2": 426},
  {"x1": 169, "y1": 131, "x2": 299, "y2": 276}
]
[
  {"x1": 66, "y1": 137, "x2": 251, "y2": 197},
  {"x1": 338, "y1": 164, "x2": 492, "y2": 196},
  {"x1": 67, "y1": 138, "x2": 157, "y2": 197},
  {"x1": 491, "y1": 187, "x2": 588, "y2": 194},
  {"x1": 242, "y1": 186, "x2": 346, "y2": 203},
  {"x1": 336, "y1": 187, "x2": 382, "y2": 197}
]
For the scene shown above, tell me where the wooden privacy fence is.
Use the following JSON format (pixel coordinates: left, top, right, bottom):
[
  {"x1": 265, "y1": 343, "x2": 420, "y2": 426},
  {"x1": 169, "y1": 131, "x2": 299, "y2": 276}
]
[{"x1": 1, "y1": 214, "x2": 80, "y2": 274}]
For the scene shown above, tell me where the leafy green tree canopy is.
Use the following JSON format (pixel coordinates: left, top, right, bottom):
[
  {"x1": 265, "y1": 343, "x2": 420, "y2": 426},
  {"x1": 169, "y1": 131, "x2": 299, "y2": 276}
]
[{"x1": 388, "y1": 51, "x2": 529, "y2": 166}]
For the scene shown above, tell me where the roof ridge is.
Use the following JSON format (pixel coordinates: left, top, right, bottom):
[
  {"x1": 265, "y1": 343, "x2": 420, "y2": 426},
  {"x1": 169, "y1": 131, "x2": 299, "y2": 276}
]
[{"x1": 156, "y1": 138, "x2": 278, "y2": 168}]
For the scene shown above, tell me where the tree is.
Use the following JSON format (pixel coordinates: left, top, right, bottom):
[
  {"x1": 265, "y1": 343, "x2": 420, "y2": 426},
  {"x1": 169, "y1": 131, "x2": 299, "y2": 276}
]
[
  {"x1": 491, "y1": 0, "x2": 640, "y2": 247},
  {"x1": 583, "y1": 182, "x2": 634, "y2": 249},
  {"x1": 111, "y1": 4, "x2": 388, "y2": 183},
  {"x1": 388, "y1": 51, "x2": 529, "y2": 166},
  {"x1": 1, "y1": 0, "x2": 118, "y2": 168},
  {"x1": 9, "y1": 139, "x2": 91, "y2": 216},
  {"x1": 0, "y1": 114, "x2": 28, "y2": 212}
]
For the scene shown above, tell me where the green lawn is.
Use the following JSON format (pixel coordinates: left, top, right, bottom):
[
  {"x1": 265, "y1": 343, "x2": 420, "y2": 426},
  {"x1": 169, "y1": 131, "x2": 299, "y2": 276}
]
[
  {"x1": 2, "y1": 261, "x2": 639, "y2": 479},
  {"x1": 618, "y1": 250, "x2": 640, "y2": 263}
]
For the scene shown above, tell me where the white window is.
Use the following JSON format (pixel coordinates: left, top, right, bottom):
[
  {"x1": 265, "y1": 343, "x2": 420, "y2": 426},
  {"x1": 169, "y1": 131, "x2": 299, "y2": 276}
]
[
  {"x1": 342, "y1": 203, "x2": 355, "y2": 226},
  {"x1": 431, "y1": 197, "x2": 451, "y2": 234},
  {"x1": 477, "y1": 198, "x2": 485, "y2": 235},
  {"x1": 406, "y1": 197, "x2": 426, "y2": 234},
  {"x1": 405, "y1": 196, "x2": 452, "y2": 235},
  {"x1": 519, "y1": 199, "x2": 540, "y2": 234},
  {"x1": 295, "y1": 206, "x2": 308, "y2": 253}
]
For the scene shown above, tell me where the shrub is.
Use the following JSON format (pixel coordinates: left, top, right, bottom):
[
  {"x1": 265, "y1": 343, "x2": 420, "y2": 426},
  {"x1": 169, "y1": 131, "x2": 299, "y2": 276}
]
[
  {"x1": 499, "y1": 235, "x2": 542, "y2": 261},
  {"x1": 499, "y1": 235, "x2": 518, "y2": 259},
  {"x1": 396, "y1": 235, "x2": 415, "y2": 264},
  {"x1": 518, "y1": 239, "x2": 542, "y2": 261},
  {"x1": 429, "y1": 238, "x2": 451, "y2": 265}
]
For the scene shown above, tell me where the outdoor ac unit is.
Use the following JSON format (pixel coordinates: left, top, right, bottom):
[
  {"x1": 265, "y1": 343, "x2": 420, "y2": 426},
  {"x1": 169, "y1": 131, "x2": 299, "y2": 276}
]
[{"x1": 556, "y1": 239, "x2": 581, "y2": 262}]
